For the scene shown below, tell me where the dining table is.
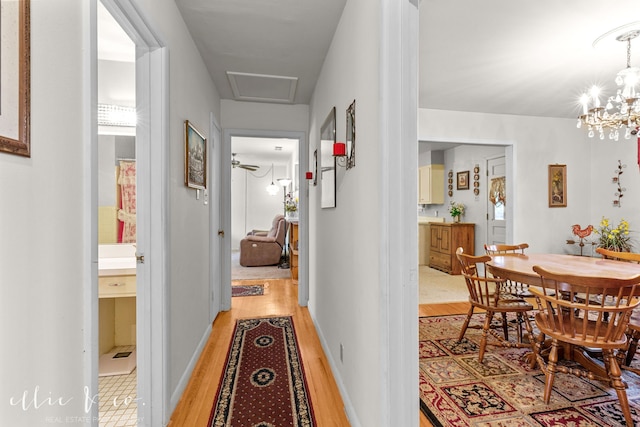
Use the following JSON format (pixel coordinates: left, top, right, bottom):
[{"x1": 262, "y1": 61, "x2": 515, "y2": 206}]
[
  {"x1": 486, "y1": 253, "x2": 640, "y2": 286},
  {"x1": 486, "y1": 252, "x2": 640, "y2": 375}
]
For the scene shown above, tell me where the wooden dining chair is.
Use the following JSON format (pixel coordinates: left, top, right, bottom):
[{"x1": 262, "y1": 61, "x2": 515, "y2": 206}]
[
  {"x1": 484, "y1": 243, "x2": 529, "y2": 255},
  {"x1": 456, "y1": 247, "x2": 534, "y2": 363},
  {"x1": 484, "y1": 243, "x2": 534, "y2": 298},
  {"x1": 530, "y1": 265, "x2": 640, "y2": 427},
  {"x1": 596, "y1": 247, "x2": 640, "y2": 369}
]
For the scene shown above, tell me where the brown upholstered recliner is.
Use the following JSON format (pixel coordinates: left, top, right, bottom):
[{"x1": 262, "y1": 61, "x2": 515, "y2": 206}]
[{"x1": 239, "y1": 215, "x2": 286, "y2": 267}]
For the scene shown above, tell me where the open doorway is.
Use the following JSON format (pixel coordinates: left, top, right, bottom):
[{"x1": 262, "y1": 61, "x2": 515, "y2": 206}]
[
  {"x1": 230, "y1": 137, "x2": 298, "y2": 282},
  {"x1": 90, "y1": 0, "x2": 168, "y2": 425},
  {"x1": 418, "y1": 142, "x2": 511, "y2": 304},
  {"x1": 221, "y1": 129, "x2": 308, "y2": 309},
  {"x1": 96, "y1": 4, "x2": 138, "y2": 425}
]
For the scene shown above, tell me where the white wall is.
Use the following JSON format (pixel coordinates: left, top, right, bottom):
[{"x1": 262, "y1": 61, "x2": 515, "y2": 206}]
[
  {"x1": 443, "y1": 144, "x2": 505, "y2": 255},
  {"x1": 98, "y1": 59, "x2": 135, "y2": 106},
  {"x1": 590, "y1": 139, "x2": 640, "y2": 251},
  {"x1": 308, "y1": 0, "x2": 384, "y2": 425},
  {"x1": 231, "y1": 163, "x2": 287, "y2": 249},
  {"x1": 135, "y1": 0, "x2": 222, "y2": 406},
  {"x1": 0, "y1": 0, "x2": 222, "y2": 424},
  {"x1": 0, "y1": 1, "x2": 90, "y2": 423},
  {"x1": 221, "y1": 100, "x2": 309, "y2": 133},
  {"x1": 419, "y1": 108, "x2": 640, "y2": 253}
]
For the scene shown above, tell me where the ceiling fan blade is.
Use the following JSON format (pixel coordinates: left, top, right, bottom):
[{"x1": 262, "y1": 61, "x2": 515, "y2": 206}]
[{"x1": 239, "y1": 165, "x2": 259, "y2": 171}]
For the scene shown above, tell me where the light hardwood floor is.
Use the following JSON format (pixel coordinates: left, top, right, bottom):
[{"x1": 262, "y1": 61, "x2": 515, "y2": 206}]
[{"x1": 168, "y1": 278, "x2": 470, "y2": 427}]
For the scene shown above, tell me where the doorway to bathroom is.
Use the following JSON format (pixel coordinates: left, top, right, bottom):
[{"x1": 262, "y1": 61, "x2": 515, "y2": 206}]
[
  {"x1": 91, "y1": 0, "x2": 168, "y2": 425},
  {"x1": 97, "y1": 3, "x2": 138, "y2": 425}
]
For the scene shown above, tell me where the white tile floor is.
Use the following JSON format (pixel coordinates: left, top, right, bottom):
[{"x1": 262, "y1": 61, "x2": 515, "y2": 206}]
[{"x1": 99, "y1": 346, "x2": 138, "y2": 426}]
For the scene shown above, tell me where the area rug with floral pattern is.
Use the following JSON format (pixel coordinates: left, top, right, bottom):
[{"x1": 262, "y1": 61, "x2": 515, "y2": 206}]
[
  {"x1": 419, "y1": 314, "x2": 640, "y2": 427},
  {"x1": 208, "y1": 316, "x2": 315, "y2": 426},
  {"x1": 231, "y1": 284, "x2": 265, "y2": 297}
]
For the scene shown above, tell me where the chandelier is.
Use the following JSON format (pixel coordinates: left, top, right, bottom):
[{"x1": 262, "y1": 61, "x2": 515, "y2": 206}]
[{"x1": 577, "y1": 28, "x2": 640, "y2": 140}]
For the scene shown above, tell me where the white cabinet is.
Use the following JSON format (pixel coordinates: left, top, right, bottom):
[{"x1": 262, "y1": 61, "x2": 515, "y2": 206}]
[{"x1": 418, "y1": 164, "x2": 444, "y2": 204}]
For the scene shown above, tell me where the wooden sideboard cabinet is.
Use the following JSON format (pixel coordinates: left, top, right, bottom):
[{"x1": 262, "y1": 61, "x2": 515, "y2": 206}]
[{"x1": 429, "y1": 223, "x2": 475, "y2": 275}]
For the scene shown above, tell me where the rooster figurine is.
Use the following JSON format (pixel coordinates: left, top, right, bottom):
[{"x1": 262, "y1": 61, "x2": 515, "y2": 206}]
[
  {"x1": 571, "y1": 224, "x2": 594, "y2": 239},
  {"x1": 567, "y1": 224, "x2": 595, "y2": 256}
]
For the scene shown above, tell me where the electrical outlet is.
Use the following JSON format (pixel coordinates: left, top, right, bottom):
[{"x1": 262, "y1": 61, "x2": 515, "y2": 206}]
[{"x1": 340, "y1": 343, "x2": 344, "y2": 363}]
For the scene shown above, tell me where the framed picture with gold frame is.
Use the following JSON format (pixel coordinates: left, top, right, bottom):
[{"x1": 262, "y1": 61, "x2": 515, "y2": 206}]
[
  {"x1": 548, "y1": 164, "x2": 566, "y2": 207},
  {"x1": 185, "y1": 120, "x2": 207, "y2": 190},
  {"x1": 457, "y1": 171, "x2": 469, "y2": 190},
  {"x1": 0, "y1": 0, "x2": 31, "y2": 157}
]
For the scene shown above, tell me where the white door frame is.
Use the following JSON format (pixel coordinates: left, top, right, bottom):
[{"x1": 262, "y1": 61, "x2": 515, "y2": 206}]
[
  {"x1": 379, "y1": 1, "x2": 419, "y2": 424},
  {"x1": 210, "y1": 114, "x2": 223, "y2": 321},
  {"x1": 221, "y1": 129, "x2": 309, "y2": 308},
  {"x1": 86, "y1": 1, "x2": 169, "y2": 425}
]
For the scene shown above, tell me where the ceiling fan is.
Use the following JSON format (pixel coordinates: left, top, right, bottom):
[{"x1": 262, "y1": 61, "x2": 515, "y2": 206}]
[{"x1": 231, "y1": 153, "x2": 259, "y2": 171}]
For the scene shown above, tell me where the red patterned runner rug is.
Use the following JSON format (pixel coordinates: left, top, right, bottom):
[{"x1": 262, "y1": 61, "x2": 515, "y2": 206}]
[
  {"x1": 208, "y1": 316, "x2": 316, "y2": 426},
  {"x1": 231, "y1": 284, "x2": 265, "y2": 297}
]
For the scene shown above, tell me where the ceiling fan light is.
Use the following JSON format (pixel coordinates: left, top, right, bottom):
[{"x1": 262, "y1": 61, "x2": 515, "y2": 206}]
[
  {"x1": 266, "y1": 182, "x2": 279, "y2": 195},
  {"x1": 265, "y1": 163, "x2": 279, "y2": 195}
]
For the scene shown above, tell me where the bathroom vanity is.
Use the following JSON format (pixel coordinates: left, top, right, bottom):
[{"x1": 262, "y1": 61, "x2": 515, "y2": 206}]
[{"x1": 98, "y1": 244, "x2": 137, "y2": 356}]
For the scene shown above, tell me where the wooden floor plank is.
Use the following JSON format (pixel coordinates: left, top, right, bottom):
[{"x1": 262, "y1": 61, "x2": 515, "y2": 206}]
[
  {"x1": 168, "y1": 279, "x2": 469, "y2": 426},
  {"x1": 168, "y1": 279, "x2": 350, "y2": 426}
]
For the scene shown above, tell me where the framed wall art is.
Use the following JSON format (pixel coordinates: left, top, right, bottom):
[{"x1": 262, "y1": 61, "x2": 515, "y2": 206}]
[
  {"x1": 346, "y1": 100, "x2": 356, "y2": 169},
  {"x1": 0, "y1": 0, "x2": 31, "y2": 157},
  {"x1": 313, "y1": 149, "x2": 318, "y2": 186},
  {"x1": 457, "y1": 171, "x2": 469, "y2": 190},
  {"x1": 320, "y1": 107, "x2": 336, "y2": 208},
  {"x1": 185, "y1": 120, "x2": 207, "y2": 190},
  {"x1": 548, "y1": 164, "x2": 566, "y2": 207}
]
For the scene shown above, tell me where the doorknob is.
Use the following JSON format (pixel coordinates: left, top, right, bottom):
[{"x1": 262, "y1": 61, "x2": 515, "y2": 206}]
[
  {"x1": 218, "y1": 230, "x2": 225, "y2": 237},
  {"x1": 136, "y1": 253, "x2": 145, "y2": 263}
]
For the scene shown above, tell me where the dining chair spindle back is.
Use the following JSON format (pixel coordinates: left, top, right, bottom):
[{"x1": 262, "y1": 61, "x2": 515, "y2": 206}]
[
  {"x1": 456, "y1": 247, "x2": 534, "y2": 363},
  {"x1": 485, "y1": 243, "x2": 533, "y2": 298},
  {"x1": 596, "y1": 247, "x2": 640, "y2": 370},
  {"x1": 530, "y1": 265, "x2": 640, "y2": 427}
]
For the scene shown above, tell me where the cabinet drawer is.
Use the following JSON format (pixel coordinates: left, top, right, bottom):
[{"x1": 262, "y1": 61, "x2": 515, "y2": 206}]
[
  {"x1": 99, "y1": 275, "x2": 136, "y2": 298},
  {"x1": 429, "y1": 253, "x2": 451, "y2": 271}
]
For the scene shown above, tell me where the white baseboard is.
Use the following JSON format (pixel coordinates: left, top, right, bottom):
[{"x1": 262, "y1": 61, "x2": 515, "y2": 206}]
[
  {"x1": 168, "y1": 323, "x2": 213, "y2": 414},
  {"x1": 308, "y1": 310, "x2": 361, "y2": 427}
]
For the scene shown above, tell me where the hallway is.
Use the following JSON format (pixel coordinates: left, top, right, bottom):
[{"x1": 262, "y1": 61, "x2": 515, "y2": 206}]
[{"x1": 168, "y1": 278, "x2": 351, "y2": 425}]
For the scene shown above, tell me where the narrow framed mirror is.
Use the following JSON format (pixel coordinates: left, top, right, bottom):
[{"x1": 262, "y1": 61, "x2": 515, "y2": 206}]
[
  {"x1": 346, "y1": 100, "x2": 356, "y2": 169},
  {"x1": 313, "y1": 149, "x2": 318, "y2": 186},
  {"x1": 320, "y1": 107, "x2": 336, "y2": 208}
]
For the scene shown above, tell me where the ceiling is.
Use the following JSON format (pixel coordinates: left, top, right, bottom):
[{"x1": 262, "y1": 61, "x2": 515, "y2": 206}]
[
  {"x1": 100, "y1": 0, "x2": 640, "y2": 133},
  {"x1": 419, "y1": 0, "x2": 640, "y2": 120},
  {"x1": 174, "y1": 0, "x2": 347, "y2": 105}
]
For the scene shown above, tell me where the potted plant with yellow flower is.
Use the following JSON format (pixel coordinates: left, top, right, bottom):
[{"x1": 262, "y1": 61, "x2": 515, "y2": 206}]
[{"x1": 594, "y1": 217, "x2": 631, "y2": 252}]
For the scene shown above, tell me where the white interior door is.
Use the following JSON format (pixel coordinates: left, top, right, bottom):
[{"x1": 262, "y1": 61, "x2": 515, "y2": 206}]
[
  {"x1": 210, "y1": 115, "x2": 222, "y2": 321},
  {"x1": 486, "y1": 156, "x2": 507, "y2": 245}
]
